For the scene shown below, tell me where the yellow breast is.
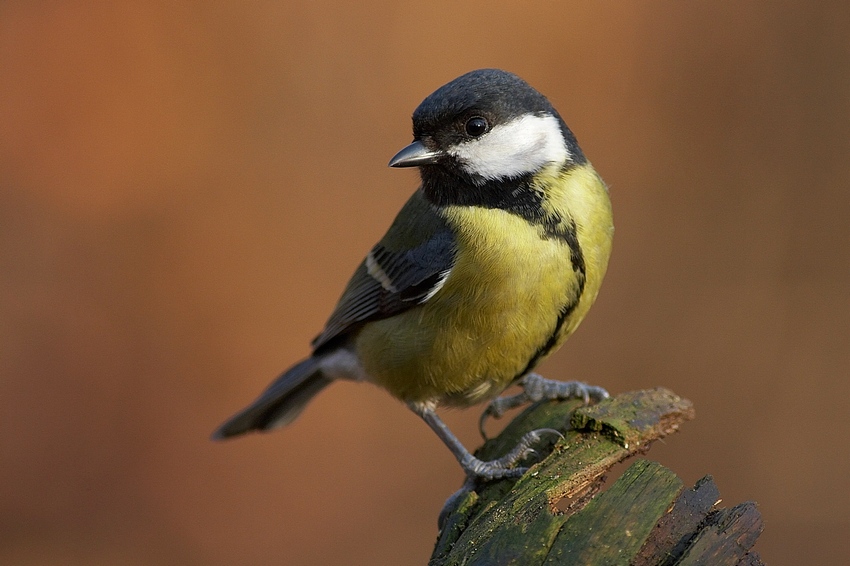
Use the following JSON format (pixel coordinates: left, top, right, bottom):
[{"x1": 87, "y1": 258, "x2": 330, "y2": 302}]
[{"x1": 355, "y1": 163, "x2": 613, "y2": 405}]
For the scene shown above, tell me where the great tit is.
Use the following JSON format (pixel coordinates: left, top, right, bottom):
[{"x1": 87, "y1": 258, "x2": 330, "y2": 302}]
[{"x1": 213, "y1": 69, "x2": 614, "y2": 481}]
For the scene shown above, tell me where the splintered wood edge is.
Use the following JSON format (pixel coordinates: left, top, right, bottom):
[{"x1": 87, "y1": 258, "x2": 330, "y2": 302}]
[
  {"x1": 538, "y1": 388, "x2": 695, "y2": 507},
  {"x1": 570, "y1": 387, "x2": 696, "y2": 449}
]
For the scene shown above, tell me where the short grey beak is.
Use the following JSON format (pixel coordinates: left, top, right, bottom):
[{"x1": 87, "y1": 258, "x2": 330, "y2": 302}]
[{"x1": 388, "y1": 140, "x2": 443, "y2": 168}]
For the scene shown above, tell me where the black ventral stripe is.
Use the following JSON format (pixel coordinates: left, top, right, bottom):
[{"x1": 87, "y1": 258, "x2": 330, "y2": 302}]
[
  {"x1": 514, "y1": 276, "x2": 585, "y2": 382},
  {"x1": 422, "y1": 166, "x2": 587, "y2": 271}
]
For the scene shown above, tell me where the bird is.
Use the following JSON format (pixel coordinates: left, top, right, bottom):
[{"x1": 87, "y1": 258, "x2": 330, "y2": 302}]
[{"x1": 213, "y1": 69, "x2": 614, "y2": 482}]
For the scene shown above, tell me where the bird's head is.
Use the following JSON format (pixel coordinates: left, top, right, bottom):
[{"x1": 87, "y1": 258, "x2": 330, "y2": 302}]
[{"x1": 389, "y1": 69, "x2": 585, "y2": 205}]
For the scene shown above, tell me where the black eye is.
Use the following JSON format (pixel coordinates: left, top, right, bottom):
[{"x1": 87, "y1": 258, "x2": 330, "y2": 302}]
[{"x1": 464, "y1": 116, "x2": 488, "y2": 137}]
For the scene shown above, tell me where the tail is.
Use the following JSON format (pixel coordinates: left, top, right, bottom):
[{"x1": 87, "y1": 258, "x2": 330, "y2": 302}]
[{"x1": 212, "y1": 357, "x2": 332, "y2": 440}]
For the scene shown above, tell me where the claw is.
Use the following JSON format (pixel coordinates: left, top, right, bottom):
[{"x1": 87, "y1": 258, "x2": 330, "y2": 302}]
[
  {"x1": 461, "y1": 427, "x2": 564, "y2": 481},
  {"x1": 480, "y1": 376, "x2": 608, "y2": 439},
  {"x1": 479, "y1": 390, "x2": 532, "y2": 439},
  {"x1": 478, "y1": 411, "x2": 490, "y2": 441},
  {"x1": 412, "y1": 398, "x2": 583, "y2": 486},
  {"x1": 533, "y1": 428, "x2": 565, "y2": 442},
  {"x1": 587, "y1": 385, "x2": 610, "y2": 402}
]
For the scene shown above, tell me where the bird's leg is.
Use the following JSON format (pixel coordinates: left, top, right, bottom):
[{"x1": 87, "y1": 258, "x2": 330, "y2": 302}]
[
  {"x1": 479, "y1": 372, "x2": 609, "y2": 439},
  {"x1": 408, "y1": 402, "x2": 561, "y2": 482}
]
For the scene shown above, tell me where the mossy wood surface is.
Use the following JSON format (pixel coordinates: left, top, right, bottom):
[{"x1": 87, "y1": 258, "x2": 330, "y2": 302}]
[{"x1": 430, "y1": 388, "x2": 764, "y2": 566}]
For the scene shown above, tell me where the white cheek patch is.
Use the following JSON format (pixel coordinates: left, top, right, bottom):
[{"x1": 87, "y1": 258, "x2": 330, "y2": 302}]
[{"x1": 448, "y1": 113, "x2": 570, "y2": 181}]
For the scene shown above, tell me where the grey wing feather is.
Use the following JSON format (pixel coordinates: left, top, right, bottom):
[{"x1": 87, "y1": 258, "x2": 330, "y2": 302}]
[{"x1": 311, "y1": 222, "x2": 456, "y2": 351}]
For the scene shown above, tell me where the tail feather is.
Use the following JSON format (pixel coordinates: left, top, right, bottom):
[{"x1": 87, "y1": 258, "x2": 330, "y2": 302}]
[{"x1": 212, "y1": 357, "x2": 332, "y2": 440}]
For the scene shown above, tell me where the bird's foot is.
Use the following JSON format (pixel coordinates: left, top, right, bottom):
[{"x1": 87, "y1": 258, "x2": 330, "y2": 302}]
[
  {"x1": 461, "y1": 428, "x2": 562, "y2": 481},
  {"x1": 479, "y1": 373, "x2": 609, "y2": 439}
]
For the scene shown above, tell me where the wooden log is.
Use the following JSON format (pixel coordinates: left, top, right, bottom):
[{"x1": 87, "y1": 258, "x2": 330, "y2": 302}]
[{"x1": 430, "y1": 388, "x2": 764, "y2": 566}]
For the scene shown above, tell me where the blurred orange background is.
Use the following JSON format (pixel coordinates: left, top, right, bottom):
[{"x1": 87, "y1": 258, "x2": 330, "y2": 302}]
[{"x1": 2, "y1": 2, "x2": 848, "y2": 564}]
